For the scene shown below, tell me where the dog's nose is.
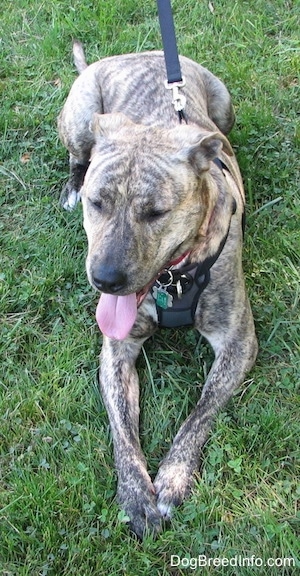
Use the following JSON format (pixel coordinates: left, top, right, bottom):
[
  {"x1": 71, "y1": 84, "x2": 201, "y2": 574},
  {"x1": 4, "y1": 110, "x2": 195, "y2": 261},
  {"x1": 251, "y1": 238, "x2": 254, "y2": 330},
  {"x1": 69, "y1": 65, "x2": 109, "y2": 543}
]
[{"x1": 92, "y1": 265, "x2": 128, "y2": 294}]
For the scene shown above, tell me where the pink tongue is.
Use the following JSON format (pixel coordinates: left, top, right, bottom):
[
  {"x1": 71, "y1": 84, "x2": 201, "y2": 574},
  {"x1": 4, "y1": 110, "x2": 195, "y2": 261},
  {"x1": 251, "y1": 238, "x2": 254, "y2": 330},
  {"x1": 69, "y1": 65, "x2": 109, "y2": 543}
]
[{"x1": 95, "y1": 293, "x2": 137, "y2": 340}]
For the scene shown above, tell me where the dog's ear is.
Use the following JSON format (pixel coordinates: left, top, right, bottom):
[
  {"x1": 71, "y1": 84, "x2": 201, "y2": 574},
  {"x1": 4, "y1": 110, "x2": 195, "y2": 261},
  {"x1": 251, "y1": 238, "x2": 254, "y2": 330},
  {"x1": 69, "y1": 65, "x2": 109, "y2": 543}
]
[
  {"x1": 174, "y1": 128, "x2": 233, "y2": 173},
  {"x1": 90, "y1": 112, "x2": 134, "y2": 138},
  {"x1": 172, "y1": 128, "x2": 237, "y2": 264}
]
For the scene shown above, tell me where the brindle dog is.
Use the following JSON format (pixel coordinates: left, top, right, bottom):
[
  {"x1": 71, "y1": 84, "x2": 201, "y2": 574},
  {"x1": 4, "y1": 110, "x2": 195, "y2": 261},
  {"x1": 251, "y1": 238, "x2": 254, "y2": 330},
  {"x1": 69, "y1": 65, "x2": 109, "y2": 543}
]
[{"x1": 58, "y1": 42, "x2": 257, "y2": 538}]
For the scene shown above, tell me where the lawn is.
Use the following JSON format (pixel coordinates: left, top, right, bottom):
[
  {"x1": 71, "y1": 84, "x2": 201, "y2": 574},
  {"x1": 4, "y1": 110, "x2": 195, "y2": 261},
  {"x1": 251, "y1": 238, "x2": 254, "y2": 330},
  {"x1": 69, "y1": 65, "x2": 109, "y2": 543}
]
[{"x1": 0, "y1": 0, "x2": 299, "y2": 574}]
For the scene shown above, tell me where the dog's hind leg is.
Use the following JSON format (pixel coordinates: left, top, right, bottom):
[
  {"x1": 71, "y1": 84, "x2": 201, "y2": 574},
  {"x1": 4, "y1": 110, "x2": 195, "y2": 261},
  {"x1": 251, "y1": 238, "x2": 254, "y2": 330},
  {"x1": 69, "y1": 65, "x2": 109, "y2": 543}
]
[
  {"x1": 154, "y1": 296, "x2": 257, "y2": 518},
  {"x1": 59, "y1": 154, "x2": 88, "y2": 211},
  {"x1": 57, "y1": 62, "x2": 103, "y2": 210},
  {"x1": 201, "y1": 68, "x2": 235, "y2": 135},
  {"x1": 99, "y1": 335, "x2": 162, "y2": 538}
]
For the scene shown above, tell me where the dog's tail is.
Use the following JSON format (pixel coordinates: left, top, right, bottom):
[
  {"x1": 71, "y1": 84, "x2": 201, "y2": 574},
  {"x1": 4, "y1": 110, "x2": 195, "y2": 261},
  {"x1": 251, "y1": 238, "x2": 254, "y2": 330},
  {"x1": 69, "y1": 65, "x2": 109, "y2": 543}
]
[{"x1": 72, "y1": 40, "x2": 88, "y2": 74}]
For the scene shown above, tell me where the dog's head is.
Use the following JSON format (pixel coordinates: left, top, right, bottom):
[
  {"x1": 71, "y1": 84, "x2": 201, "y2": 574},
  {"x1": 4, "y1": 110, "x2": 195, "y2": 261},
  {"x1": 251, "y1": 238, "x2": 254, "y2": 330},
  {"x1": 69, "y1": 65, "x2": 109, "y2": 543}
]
[{"x1": 81, "y1": 113, "x2": 235, "y2": 339}]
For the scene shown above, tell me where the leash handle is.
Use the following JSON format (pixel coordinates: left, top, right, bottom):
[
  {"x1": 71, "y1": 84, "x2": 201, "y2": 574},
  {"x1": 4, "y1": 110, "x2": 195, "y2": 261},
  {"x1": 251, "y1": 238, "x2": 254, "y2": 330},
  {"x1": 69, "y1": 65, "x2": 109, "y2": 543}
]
[{"x1": 156, "y1": 0, "x2": 183, "y2": 84}]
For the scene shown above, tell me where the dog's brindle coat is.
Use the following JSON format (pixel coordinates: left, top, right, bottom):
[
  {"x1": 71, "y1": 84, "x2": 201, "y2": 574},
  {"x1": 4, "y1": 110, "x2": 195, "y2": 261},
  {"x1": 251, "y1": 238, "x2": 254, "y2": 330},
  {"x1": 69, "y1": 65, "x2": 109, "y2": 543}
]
[{"x1": 58, "y1": 43, "x2": 257, "y2": 537}]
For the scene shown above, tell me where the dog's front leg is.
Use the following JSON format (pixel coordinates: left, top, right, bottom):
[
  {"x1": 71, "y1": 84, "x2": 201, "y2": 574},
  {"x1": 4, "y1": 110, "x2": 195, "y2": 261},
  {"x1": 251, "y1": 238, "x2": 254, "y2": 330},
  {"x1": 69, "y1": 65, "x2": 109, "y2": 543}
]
[
  {"x1": 154, "y1": 322, "x2": 257, "y2": 518},
  {"x1": 99, "y1": 336, "x2": 161, "y2": 538}
]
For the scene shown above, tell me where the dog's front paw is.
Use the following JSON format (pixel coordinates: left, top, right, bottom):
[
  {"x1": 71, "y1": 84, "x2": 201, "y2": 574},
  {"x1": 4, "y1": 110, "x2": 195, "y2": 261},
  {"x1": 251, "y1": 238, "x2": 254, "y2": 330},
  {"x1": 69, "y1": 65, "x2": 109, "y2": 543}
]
[
  {"x1": 60, "y1": 182, "x2": 81, "y2": 211},
  {"x1": 117, "y1": 476, "x2": 162, "y2": 539},
  {"x1": 154, "y1": 461, "x2": 193, "y2": 519}
]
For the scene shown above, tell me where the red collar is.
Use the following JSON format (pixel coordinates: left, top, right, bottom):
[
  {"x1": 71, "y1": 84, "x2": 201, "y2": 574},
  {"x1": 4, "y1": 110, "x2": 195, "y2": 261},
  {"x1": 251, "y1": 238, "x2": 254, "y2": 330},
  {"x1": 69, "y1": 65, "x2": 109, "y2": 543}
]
[{"x1": 168, "y1": 250, "x2": 190, "y2": 267}]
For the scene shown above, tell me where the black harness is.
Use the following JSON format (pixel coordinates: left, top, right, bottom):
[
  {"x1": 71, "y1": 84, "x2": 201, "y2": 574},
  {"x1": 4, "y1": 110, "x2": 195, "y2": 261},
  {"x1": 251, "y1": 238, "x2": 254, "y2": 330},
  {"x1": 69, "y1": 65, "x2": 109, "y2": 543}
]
[{"x1": 152, "y1": 259, "x2": 210, "y2": 328}]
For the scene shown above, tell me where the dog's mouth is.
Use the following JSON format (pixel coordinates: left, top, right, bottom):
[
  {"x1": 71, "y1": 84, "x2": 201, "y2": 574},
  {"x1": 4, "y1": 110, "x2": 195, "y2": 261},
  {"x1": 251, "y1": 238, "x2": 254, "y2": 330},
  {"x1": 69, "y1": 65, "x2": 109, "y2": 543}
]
[{"x1": 95, "y1": 250, "x2": 190, "y2": 341}]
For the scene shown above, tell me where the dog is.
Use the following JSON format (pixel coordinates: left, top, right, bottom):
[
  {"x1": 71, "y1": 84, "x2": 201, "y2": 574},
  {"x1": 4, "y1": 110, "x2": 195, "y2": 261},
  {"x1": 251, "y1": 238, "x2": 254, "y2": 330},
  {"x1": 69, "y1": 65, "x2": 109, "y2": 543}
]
[{"x1": 58, "y1": 41, "x2": 258, "y2": 538}]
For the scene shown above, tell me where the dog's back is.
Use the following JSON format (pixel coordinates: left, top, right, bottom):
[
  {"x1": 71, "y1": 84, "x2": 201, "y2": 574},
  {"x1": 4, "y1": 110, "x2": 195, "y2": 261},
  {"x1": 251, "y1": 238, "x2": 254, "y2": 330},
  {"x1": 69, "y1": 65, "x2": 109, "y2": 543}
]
[{"x1": 59, "y1": 45, "x2": 235, "y2": 153}]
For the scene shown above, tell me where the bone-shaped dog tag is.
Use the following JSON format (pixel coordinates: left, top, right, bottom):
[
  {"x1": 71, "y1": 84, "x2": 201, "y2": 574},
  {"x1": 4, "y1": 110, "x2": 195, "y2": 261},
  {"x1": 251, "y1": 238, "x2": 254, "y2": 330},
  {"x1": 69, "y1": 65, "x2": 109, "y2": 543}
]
[{"x1": 152, "y1": 285, "x2": 173, "y2": 309}]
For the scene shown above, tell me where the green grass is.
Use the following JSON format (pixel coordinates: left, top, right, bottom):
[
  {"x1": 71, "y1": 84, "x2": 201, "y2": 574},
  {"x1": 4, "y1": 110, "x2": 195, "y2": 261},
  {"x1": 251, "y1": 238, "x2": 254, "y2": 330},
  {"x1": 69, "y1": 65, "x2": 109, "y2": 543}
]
[{"x1": 0, "y1": 0, "x2": 299, "y2": 574}]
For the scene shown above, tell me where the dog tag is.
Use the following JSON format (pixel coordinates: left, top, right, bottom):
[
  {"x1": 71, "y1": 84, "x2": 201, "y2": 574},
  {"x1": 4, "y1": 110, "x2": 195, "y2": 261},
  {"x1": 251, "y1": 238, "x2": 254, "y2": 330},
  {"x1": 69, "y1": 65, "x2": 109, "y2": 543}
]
[{"x1": 152, "y1": 285, "x2": 173, "y2": 309}]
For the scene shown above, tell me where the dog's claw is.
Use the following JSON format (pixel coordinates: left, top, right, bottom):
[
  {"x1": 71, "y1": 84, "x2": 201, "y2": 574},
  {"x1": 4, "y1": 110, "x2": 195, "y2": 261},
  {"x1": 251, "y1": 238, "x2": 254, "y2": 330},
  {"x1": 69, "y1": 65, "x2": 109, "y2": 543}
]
[{"x1": 157, "y1": 500, "x2": 173, "y2": 520}]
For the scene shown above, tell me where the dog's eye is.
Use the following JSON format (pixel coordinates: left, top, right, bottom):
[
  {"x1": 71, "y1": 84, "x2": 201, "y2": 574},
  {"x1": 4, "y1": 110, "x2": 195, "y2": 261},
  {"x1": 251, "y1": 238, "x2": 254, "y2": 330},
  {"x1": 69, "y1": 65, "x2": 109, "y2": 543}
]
[
  {"x1": 144, "y1": 209, "x2": 170, "y2": 222},
  {"x1": 89, "y1": 199, "x2": 102, "y2": 211}
]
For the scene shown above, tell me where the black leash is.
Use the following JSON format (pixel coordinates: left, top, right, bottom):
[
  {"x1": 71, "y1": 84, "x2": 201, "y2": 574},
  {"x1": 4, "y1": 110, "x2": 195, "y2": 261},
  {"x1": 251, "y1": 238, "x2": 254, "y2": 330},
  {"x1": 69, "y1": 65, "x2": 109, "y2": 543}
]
[
  {"x1": 156, "y1": 0, "x2": 182, "y2": 83},
  {"x1": 156, "y1": 0, "x2": 187, "y2": 123}
]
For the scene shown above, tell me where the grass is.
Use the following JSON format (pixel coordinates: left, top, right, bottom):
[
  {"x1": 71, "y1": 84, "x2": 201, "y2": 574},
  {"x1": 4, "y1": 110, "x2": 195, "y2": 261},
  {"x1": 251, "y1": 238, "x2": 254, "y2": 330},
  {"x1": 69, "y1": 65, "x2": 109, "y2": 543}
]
[{"x1": 0, "y1": 0, "x2": 299, "y2": 574}]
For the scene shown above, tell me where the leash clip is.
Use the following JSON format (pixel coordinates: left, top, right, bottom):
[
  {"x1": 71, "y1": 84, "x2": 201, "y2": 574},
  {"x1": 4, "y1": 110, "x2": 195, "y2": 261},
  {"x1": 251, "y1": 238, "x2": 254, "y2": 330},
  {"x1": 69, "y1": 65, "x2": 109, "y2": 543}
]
[{"x1": 164, "y1": 77, "x2": 186, "y2": 112}]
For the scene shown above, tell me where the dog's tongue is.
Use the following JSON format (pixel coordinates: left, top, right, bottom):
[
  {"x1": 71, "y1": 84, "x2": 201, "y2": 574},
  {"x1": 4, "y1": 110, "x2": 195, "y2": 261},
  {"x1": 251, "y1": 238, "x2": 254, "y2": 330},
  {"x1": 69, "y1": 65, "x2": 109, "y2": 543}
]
[{"x1": 96, "y1": 293, "x2": 137, "y2": 340}]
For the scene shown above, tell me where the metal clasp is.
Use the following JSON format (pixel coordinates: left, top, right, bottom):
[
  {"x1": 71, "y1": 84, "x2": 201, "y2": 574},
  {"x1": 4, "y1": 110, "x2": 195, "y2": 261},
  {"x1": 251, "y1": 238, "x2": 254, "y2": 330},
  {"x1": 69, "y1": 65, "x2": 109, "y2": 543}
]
[{"x1": 164, "y1": 77, "x2": 186, "y2": 112}]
